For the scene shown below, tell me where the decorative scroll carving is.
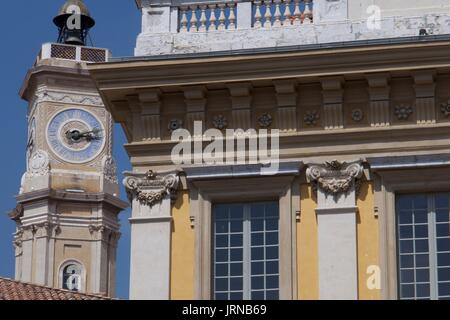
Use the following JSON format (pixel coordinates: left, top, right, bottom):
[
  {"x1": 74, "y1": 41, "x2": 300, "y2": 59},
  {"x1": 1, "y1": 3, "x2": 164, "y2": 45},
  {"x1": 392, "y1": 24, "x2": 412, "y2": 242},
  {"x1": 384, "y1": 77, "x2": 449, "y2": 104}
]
[
  {"x1": 102, "y1": 156, "x2": 118, "y2": 184},
  {"x1": 28, "y1": 150, "x2": 50, "y2": 176},
  {"x1": 123, "y1": 170, "x2": 180, "y2": 207},
  {"x1": 306, "y1": 160, "x2": 364, "y2": 195}
]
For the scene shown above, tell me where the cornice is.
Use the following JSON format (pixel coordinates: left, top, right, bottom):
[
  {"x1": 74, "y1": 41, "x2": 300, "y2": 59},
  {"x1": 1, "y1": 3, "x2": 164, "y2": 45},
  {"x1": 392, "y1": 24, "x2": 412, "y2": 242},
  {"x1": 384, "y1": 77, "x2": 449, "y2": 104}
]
[{"x1": 88, "y1": 40, "x2": 450, "y2": 92}]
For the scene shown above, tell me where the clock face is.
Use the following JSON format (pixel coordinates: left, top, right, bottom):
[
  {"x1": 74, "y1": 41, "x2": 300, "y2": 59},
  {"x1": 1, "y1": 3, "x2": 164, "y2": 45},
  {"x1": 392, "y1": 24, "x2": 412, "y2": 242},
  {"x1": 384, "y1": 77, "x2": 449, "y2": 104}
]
[{"x1": 46, "y1": 108, "x2": 105, "y2": 163}]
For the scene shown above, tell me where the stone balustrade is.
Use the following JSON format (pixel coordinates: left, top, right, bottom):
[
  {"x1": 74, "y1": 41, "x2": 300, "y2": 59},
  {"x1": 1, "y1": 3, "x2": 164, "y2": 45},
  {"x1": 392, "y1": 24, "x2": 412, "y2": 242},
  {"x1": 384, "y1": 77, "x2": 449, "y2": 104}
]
[
  {"x1": 253, "y1": 0, "x2": 312, "y2": 28},
  {"x1": 179, "y1": 2, "x2": 237, "y2": 32},
  {"x1": 176, "y1": 0, "x2": 313, "y2": 32}
]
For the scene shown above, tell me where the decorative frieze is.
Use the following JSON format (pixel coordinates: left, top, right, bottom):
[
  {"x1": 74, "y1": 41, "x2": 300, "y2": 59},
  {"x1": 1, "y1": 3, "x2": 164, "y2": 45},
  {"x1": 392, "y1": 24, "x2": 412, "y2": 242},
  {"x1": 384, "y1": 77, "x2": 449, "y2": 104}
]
[
  {"x1": 306, "y1": 160, "x2": 364, "y2": 195},
  {"x1": 367, "y1": 73, "x2": 391, "y2": 127},
  {"x1": 123, "y1": 170, "x2": 180, "y2": 207}
]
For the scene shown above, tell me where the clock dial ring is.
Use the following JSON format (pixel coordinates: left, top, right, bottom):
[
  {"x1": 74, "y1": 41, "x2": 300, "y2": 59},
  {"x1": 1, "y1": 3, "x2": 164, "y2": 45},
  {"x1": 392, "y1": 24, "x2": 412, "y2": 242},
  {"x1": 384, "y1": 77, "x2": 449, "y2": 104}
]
[{"x1": 46, "y1": 108, "x2": 106, "y2": 164}]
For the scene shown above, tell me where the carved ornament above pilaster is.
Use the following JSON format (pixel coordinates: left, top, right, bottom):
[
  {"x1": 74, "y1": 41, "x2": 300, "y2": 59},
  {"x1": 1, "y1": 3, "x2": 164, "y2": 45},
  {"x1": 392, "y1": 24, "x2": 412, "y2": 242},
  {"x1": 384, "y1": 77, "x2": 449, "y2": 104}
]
[
  {"x1": 123, "y1": 170, "x2": 180, "y2": 207},
  {"x1": 306, "y1": 160, "x2": 364, "y2": 195}
]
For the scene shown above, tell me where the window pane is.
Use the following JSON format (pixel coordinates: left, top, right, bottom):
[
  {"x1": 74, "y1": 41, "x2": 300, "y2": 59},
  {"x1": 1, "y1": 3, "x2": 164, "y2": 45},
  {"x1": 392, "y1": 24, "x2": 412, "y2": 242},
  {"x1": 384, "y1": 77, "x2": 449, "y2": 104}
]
[
  {"x1": 230, "y1": 277, "x2": 243, "y2": 291},
  {"x1": 216, "y1": 264, "x2": 228, "y2": 277},
  {"x1": 438, "y1": 267, "x2": 450, "y2": 282},
  {"x1": 216, "y1": 249, "x2": 228, "y2": 262},
  {"x1": 266, "y1": 246, "x2": 279, "y2": 260},
  {"x1": 413, "y1": 211, "x2": 428, "y2": 224},
  {"x1": 437, "y1": 253, "x2": 450, "y2": 267},
  {"x1": 436, "y1": 208, "x2": 450, "y2": 223},
  {"x1": 266, "y1": 290, "x2": 279, "y2": 300},
  {"x1": 437, "y1": 238, "x2": 450, "y2": 252},
  {"x1": 415, "y1": 239, "x2": 429, "y2": 253},
  {"x1": 251, "y1": 291, "x2": 265, "y2": 300},
  {"x1": 399, "y1": 226, "x2": 413, "y2": 238},
  {"x1": 251, "y1": 276, "x2": 264, "y2": 290},
  {"x1": 215, "y1": 205, "x2": 229, "y2": 220},
  {"x1": 266, "y1": 276, "x2": 279, "y2": 289},
  {"x1": 216, "y1": 235, "x2": 228, "y2": 248},
  {"x1": 400, "y1": 255, "x2": 414, "y2": 268},
  {"x1": 252, "y1": 247, "x2": 264, "y2": 261},
  {"x1": 414, "y1": 196, "x2": 427, "y2": 210},
  {"x1": 251, "y1": 262, "x2": 264, "y2": 275},
  {"x1": 216, "y1": 221, "x2": 228, "y2": 234},
  {"x1": 251, "y1": 233, "x2": 264, "y2": 246},
  {"x1": 230, "y1": 292, "x2": 243, "y2": 300},
  {"x1": 251, "y1": 219, "x2": 264, "y2": 232},
  {"x1": 399, "y1": 211, "x2": 413, "y2": 224},
  {"x1": 230, "y1": 221, "x2": 243, "y2": 233},
  {"x1": 416, "y1": 284, "x2": 430, "y2": 298},
  {"x1": 265, "y1": 219, "x2": 278, "y2": 231},
  {"x1": 251, "y1": 204, "x2": 265, "y2": 218},
  {"x1": 401, "y1": 284, "x2": 415, "y2": 298},
  {"x1": 266, "y1": 261, "x2": 279, "y2": 275},
  {"x1": 400, "y1": 240, "x2": 414, "y2": 254},
  {"x1": 215, "y1": 278, "x2": 228, "y2": 292},
  {"x1": 230, "y1": 249, "x2": 243, "y2": 262},
  {"x1": 265, "y1": 232, "x2": 278, "y2": 245},
  {"x1": 439, "y1": 283, "x2": 450, "y2": 297},
  {"x1": 416, "y1": 269, "x2": 430, "y2": 282},
  {"x1": 416, "y1": 254, "x2": 429, "y2": 268},
  {"x1": 230, "y1": 234, "x2": 243, "y2": 247},
  {"x1": 437, "y1": 224, "x2": 450, "y2": 237},
  {"x1": 230, "y1": 263, "x2": 243, "y2": 276},
  {"x1": 400, "y1": 270, "x2": 414, "y2": 283},
  {"x1": 414, "y1": 225, "x2": 428, "y2": 239}
]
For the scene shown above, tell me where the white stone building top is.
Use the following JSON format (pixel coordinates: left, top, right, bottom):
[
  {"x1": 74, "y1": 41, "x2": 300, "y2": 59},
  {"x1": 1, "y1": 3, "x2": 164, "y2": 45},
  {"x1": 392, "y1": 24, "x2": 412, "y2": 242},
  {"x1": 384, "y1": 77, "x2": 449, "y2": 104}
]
[{"x1": 134, "y1": 0, "x2": 450, "y2": 56}]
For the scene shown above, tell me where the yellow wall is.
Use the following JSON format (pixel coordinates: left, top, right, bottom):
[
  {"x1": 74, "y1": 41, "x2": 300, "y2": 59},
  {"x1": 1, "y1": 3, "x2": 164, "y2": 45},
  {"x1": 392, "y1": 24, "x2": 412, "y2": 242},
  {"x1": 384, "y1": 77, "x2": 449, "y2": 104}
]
[
  {"x1": 170, "y1": 191, "x2": 195, "y2": 299},
  {"x1": 356, "y1": 181, "x2": 381, "y2": 300},
  {"x1": 297, "y1": 184, "x2": 319, "y2": 299}
]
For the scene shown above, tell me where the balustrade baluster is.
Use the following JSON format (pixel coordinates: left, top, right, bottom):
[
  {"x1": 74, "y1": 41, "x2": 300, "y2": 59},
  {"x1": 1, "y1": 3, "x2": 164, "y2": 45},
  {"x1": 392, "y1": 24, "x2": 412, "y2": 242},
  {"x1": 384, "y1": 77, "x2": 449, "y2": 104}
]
[
  {"x1": 199, "y1": 5, "x2": 207, "y2": 32},
  {"x1": 263, "y1": 0, "x2": 273, "y2": 28},
  {"x1": 209, "y1": 4, "x2": 217, "y2": 31},
  {"x1": 303, "y1": 0, "x2": 312, "y2": 23},
  {"x1": 273, "y1": 0, "x2": 282, "y2": 27},
  {"x1": 218, "y1": 4, "x2": 226, "y2": 31},
  {"x1": 293, "y1": 0, "x2": 301, "y2": 26},
  {"x1": 254, "y1": 1, "x2": 263, "y2": 28},
  {"x1": 190, "y1": 5, "x2": 198, "y2": 32},
  {"x1": 284, "y1": 0, "x2": 292, "y2": 26},
  {"x1": 180, "y1": 6, "x2": 188, "y2": 32},
  {"x1": 228, "y1": 2, "x2": 236, "y2": 30}
]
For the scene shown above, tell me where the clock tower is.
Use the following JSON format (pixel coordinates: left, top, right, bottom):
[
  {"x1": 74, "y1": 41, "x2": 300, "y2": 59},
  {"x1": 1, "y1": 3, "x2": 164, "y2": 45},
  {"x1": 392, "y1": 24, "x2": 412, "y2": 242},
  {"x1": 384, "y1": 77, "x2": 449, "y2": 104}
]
[{"x1": 9, "y1": 0, "x2": 128, "y2": 296}]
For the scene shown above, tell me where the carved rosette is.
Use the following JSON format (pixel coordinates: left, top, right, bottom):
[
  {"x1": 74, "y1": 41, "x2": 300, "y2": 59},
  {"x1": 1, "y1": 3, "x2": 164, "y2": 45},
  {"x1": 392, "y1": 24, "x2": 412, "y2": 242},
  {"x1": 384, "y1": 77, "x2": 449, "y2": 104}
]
[
  {"x1": 306, "y1": 160, "x2": 364, "y2": 195},
  {"x1": 123, "y1": 170, "x2": 180, "y2": 207},
  {"x1": 102, "y1": 156, "x2": 118, "y2": 184}
]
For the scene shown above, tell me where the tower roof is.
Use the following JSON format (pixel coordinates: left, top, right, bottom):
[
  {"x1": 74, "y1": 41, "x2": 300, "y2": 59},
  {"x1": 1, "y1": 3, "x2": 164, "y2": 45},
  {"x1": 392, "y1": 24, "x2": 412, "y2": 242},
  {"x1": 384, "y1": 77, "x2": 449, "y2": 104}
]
[{"x1": 57, "y1": 0, "x2": 92, "y2": 17}]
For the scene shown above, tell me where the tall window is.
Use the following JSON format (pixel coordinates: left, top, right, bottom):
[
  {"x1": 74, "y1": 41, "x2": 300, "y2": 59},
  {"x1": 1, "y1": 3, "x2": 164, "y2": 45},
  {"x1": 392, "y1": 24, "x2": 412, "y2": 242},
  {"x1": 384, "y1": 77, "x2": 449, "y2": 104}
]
[
  {"x1": 62, "y1": 263, "x2": 82, "y2": 292},
  {"x1": 396, "y1": 193, "x2": 450, "y2": 300},
  {"x1": 213, "y1": 202, "x2": 280, "y2": 300}
]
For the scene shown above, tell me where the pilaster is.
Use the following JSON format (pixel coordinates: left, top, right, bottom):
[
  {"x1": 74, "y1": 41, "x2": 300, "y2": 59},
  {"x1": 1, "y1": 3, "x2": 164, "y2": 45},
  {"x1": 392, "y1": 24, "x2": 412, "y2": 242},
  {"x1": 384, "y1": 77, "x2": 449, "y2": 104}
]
[
  {"x1": 321, "y1": 77, "x2": 344, "y2": 130},
  {"x1": 367, "y1": 73, "x2": 391, "y2": 127},
  {"x1": 306, "y1": 159, "x2": 364, "y2": 300},
  {"x1": 124, "y1": 170, "x2": 180, "y2": 300}
]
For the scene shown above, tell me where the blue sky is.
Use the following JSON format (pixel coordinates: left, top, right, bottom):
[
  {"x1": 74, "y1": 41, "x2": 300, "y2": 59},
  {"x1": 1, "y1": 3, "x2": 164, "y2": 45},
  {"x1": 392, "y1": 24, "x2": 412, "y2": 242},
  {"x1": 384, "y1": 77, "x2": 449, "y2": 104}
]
[{"x1": 0, "y1": 1, "x2": 141, "y2": 299}]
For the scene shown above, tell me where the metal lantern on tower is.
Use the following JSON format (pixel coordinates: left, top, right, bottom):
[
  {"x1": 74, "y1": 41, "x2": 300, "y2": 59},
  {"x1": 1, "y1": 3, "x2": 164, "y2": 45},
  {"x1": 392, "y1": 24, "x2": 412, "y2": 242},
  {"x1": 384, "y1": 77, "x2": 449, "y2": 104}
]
[{"x1": 53, "y1": 0, "x2": 95, "y2": 46}]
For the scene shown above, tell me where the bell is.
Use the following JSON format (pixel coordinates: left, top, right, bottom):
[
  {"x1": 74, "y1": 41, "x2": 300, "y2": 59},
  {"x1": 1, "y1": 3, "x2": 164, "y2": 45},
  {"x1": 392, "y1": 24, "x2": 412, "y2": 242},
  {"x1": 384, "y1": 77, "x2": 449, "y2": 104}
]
[{"x1": 53, "y1": 0, "x2": 95, "y2": 46}]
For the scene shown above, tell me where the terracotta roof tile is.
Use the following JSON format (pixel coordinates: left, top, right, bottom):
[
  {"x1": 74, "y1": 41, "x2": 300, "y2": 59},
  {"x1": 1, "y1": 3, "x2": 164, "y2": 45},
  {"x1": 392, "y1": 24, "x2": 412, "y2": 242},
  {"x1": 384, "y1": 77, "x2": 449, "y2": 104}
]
[{"x1": 0, "y1": 277, "x2": 113, "y2": 300}]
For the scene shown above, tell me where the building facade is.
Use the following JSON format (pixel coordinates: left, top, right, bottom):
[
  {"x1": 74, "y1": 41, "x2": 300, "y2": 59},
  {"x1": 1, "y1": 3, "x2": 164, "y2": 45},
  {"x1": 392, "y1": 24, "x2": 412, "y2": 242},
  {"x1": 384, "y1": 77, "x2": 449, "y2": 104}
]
[{"x1": 87, "y1": 0, "x2": 450, "y2": 300}]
